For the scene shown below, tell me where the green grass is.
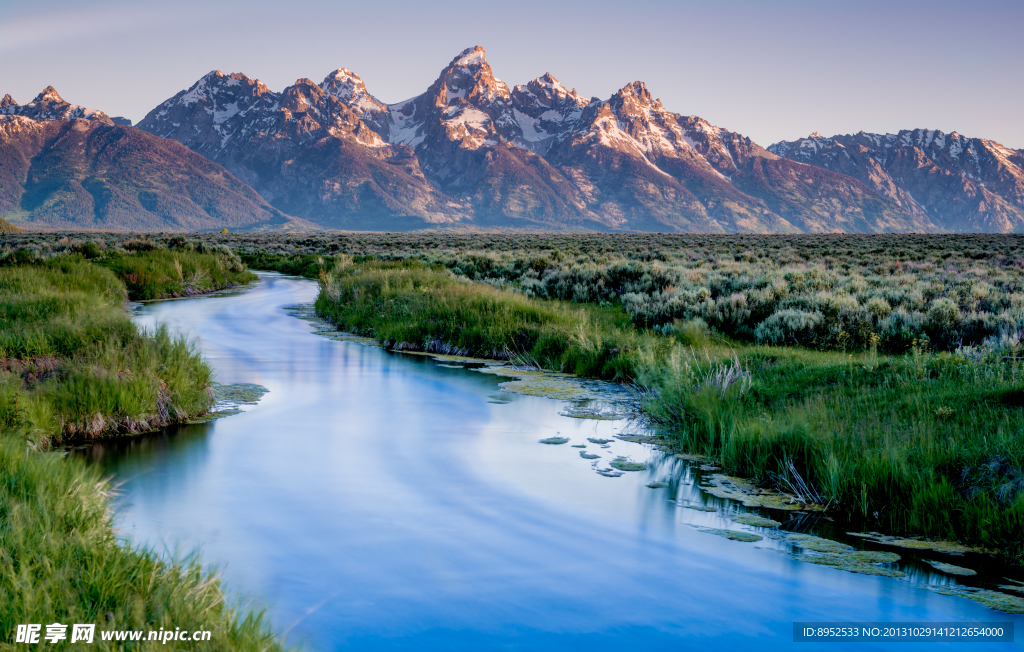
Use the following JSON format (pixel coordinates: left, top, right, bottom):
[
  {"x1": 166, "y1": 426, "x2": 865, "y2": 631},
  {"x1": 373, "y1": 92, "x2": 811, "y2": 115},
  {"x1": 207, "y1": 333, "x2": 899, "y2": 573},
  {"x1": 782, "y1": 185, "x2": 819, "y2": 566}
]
[
  {"x1": 0, "y1": 251, "x2": 282, "y2": 649},
  {"x1": 638, "y1": 342, "x2": 1024, "y2": 561},
  {"x1": 0, "y1": 256, "x2": 214, "y2": 447},
  {"x1": 315, "y1": 259, "x2": 667, "y2": 380},
  {"x1": 98, "y1": 248, "x2": 256, "y2": 301},
  {"x1": 0, "y1": 439, "x2": 284, "y2": 651},
  {"x1": 238, "y1": 251, "x2": 340, "y2": 279},
  {"x1": 316, "y1": 258, "x2": 1024, "y2": 563}
]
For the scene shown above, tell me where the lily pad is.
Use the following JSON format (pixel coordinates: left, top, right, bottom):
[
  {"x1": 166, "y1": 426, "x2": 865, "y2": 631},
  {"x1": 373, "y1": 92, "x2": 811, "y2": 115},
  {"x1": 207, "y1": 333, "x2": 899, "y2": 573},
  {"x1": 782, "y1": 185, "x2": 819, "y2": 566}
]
[{"x1": 539, "y1": 437, "x2": 569, "y2": 445}]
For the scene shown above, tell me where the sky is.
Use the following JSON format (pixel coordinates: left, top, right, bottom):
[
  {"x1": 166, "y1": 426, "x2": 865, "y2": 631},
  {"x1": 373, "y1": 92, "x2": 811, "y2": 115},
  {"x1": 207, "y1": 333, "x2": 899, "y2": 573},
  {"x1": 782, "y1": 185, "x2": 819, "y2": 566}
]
[{"x1": 1, "y1": 0, "x2": 1022, "y2": 148}]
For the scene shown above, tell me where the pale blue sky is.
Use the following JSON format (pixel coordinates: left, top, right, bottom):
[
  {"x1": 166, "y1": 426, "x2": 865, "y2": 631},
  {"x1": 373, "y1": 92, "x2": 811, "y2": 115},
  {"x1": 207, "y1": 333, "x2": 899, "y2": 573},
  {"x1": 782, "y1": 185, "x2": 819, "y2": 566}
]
[{"x1": 1, "y1": 0, "x2": 1021, "y2": 148}]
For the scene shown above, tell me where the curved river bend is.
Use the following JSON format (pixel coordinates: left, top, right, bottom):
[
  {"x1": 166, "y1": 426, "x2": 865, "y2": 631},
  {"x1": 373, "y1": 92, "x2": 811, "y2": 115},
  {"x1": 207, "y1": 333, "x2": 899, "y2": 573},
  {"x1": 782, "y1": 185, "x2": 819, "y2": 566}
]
[{"x1": 83, "y1": 274, "x2": 1022, "y2": 651}]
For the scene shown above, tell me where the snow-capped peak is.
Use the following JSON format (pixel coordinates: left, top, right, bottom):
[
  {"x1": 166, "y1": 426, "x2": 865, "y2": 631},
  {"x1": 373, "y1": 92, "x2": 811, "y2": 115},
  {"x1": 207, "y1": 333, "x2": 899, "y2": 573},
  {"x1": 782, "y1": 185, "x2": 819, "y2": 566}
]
[
  {"x1": 320, "y1": 68, "x2": 386, "y2": 116},
  {"x1": 453, "y1": 46, "x2": 487, "y2": 68},
  {"x1": 619, "y1": 81, "x2": 653, "y2": 103},
  {"x1": 0, "y1": 86, "x2": 112, "y2": 124},
  {"x1": 34, "y1": 85, "x2": 64, "y2": 104}
]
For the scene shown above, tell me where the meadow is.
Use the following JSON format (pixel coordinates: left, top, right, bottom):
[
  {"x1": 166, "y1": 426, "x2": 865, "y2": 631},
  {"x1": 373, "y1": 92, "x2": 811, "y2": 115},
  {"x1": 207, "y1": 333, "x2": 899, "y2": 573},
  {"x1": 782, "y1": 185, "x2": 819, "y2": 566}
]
[
  {"x1": 0, "y1": 244, "x2": 282, "y2": 650},
  {"x1": 6, "y1": 231, "x2": 1024, "y2": 564}
]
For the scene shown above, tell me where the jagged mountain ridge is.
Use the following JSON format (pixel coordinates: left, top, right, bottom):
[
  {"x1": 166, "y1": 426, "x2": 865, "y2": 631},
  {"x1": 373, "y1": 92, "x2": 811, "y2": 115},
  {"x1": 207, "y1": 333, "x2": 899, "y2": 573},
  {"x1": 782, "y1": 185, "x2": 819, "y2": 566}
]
[
  {"x1": 138, "y1": 46, "x2": 921, "y2": 233},
  {"x1": 769, "y1": 130, "x2": 1024, "y2": 232},
  {"x1": 0, "y1": 89, "x2": 300, "y2": 231}
]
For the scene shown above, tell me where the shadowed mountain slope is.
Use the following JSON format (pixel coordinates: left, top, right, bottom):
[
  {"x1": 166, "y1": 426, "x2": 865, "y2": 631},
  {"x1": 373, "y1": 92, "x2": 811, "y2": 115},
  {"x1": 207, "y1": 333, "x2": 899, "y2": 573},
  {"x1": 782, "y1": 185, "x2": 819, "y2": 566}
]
[
  {"x1": 0, "y1": 88, "x2": 303, "y2": 231},
  {"x1": 770, "y1": 130, "x2": 1024, "y2": 232}
]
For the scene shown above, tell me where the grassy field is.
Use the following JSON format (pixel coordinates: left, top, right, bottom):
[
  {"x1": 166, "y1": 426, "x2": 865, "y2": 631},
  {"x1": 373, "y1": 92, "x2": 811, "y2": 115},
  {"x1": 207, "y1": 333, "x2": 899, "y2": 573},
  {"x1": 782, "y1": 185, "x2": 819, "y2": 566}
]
[
  {"x1": 7, "y1": 231, "x2": 1024, "y2": 564},
  {"x1": 315, "y1": 258, "x2": 663, "y2": 379},
  {"x1": 159, "y1": 231, "x2": 1024, "y2": 354},
  {"x1": 0, "y1": 247, "x2": 282, "y2": 649}
]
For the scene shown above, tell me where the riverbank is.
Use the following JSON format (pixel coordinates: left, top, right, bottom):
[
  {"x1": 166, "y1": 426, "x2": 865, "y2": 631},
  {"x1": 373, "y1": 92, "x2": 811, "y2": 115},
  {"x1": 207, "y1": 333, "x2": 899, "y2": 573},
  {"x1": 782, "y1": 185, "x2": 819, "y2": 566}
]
[
  {"x1": 314, "y1": 259, "x2": 1024, "y2": 565},
  {"x1": 0, "y1": 249, "x2": 284, "y2": 650}
]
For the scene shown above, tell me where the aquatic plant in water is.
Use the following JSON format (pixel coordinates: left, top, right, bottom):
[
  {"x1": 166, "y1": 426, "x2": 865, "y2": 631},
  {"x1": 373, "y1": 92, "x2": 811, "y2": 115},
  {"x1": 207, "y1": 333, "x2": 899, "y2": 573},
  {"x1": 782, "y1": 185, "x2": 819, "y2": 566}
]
[
  {"x1": 703, "y1": 529, "x2": 762, "y2": 542},
  {"x1": 925, "y1": 560, "x2": 977, "y2": 576},
  {"x1": 610, "y1": 457, "x2": 647, "y2": 472},
  {"x1": 730, "y1": 514, "x2": 781, "y2": 528}
]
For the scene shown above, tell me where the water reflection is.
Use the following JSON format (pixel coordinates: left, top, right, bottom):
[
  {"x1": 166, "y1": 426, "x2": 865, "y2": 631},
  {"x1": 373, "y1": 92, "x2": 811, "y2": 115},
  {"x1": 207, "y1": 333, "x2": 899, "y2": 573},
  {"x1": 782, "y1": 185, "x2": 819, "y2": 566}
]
[{"x1": 79, "y1": 274, "x2": 1022, "y2": 651}]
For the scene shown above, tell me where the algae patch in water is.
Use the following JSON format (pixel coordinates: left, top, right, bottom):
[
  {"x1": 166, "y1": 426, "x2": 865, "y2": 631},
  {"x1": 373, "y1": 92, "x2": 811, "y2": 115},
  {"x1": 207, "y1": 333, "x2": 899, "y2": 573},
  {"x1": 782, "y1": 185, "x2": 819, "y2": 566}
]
[
  {"x1": 596, "y1": 468, "x2": 624, "y2": 478},
  {"x1": 646, "y1": 482, "x2": 668, "y2": 488},
  {"x1": 285, "y1": 304, "x2": 381, "y2": 346},
  {"x1": 797, "y1": 553, "x2": 906, "y2": 578},
  {"x1": 926, "y1": 587, "x2": 1024, "y2": 614},
  {"x1": 784, "y1": 533, "x2": 905, "y2": 578},
  {"x1": 925, "y1": 560, "x2": 977, "y2": 576},
  {"x1": 187, "y1": 383, "x2": 270, "y2": 423},
  {"x1": 730, "y1": 514, "x2": 782, "y2": 528},
  {"x1": 212, "y1": 383, "x2": 269, "y2": 404},
  {"x1": 539, "y1": 437, "x2": 569, "y2": 445},
  {"x1": 682, "y1": 504, "x2": 718, "y2": 512},
  {"x1": 703, "y1": 474, "x2": 823, "y2": 511},
  {"x1": 848, "y1": 532, "x2": 994, "y2": 555},
  {"x1": 587, "y1": 438, "x2": 611, "y2": 445},
  {"x1": 846, "y1": 550, "x2": 901, "y2": 564},
  {"x1": 478, "y1": 367, "x2": 595, "y2": 400},
  {"x1": 571, "y1": 444, "x2": 587, "y2": 448},
  {"x1": 703, "y1": 529, "x2": 762, "y2": 542},
  {"x1": 580, "y1": 452, "x2": 600, "y2": 460},
  {"x1": 609, "y1": 457, "x2": 646, "y2": 472},
  {"x1": 787, "y1": 534, "x2": 853, "y2": 554},
  {"x1": 560, "y1": 405, "x2": 621, "y2": 420}
]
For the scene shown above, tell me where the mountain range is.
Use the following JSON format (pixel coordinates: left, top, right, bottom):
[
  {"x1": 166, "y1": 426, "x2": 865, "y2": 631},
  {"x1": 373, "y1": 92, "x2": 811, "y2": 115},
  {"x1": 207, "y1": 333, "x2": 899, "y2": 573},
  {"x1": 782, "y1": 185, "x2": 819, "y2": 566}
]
[
  {"x1": 2, "y1": 46, "x2": 1022, "y2": 233},
  {"x1": 0, "y1": 87, "x2": 299, "y2": 231}
]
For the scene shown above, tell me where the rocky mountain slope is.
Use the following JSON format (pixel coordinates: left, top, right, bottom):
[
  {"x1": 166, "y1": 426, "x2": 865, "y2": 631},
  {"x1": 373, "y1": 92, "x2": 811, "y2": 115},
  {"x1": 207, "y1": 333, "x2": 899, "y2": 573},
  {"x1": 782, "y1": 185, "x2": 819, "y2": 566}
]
[
  {"x1": 0, "y1": 88, "x2": 301, "y2": 231},
  {"x1": 139, "y1": 46, "x2": 923, "y2": 233},
  {"x1": 769, "y1": 130, "x2": 1024, "y2": 232}
]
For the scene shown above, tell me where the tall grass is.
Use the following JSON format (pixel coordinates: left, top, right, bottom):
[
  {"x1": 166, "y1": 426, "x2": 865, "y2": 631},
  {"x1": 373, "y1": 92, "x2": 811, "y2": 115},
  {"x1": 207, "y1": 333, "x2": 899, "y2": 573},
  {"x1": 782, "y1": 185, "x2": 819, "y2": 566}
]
[
  {"x1": 1, "y1": 252, "x2": 285, "y2": 650},
  {"x1": 639, "y1": 343, "x2": 1024, "y2": 561},
  {"x1": 315, "y1": 259, "x2": 666, "y2": 379},
  {"x1": 0, "y1": 439, "x2": 284, "y2": 651},
  {"x1": 0, "y1": 256, "x2": 212, "y2": 446},
  {"x1": 100, "y1": 248, "x2": 255, "y2": 301}
]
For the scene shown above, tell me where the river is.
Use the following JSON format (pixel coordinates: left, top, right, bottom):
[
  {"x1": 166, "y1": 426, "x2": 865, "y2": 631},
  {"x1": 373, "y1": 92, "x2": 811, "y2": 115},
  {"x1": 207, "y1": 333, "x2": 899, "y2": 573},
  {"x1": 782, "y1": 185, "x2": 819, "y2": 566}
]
[{"x1": 80, "y1": 273, "x2": 1022, "y2": 650}]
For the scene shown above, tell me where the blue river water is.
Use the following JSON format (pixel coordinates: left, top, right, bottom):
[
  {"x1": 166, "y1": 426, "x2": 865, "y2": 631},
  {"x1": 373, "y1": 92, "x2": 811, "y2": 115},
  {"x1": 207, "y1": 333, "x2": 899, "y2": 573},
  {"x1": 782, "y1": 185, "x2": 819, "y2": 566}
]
[{"x1": 82, "y1": 273, "x2": 1023, "y2": 651}]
